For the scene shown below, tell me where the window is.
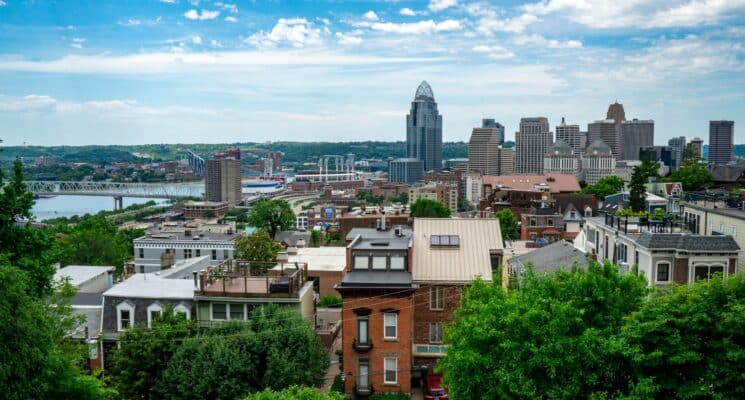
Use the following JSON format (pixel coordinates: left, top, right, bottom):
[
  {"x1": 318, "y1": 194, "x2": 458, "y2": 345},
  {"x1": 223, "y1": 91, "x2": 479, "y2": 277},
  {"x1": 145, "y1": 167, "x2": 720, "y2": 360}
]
[
  {"x1": 173, "y1": 304, "x2": 191, "y2": 319},
  {"x1": 183, "y1": 249, "x2": 192, "y2": 258},
  {"x1": 116, "y1": 302, "x2": 135, "y2": 331},
  {"x1": 656, "y1": 262, "x2": 670, "y2": 282},
  {"x1": 430, "y1": 287, "x2": 444, "y2": 310},
  {"x1": 384, "y1": 357, "x2": 397, "y2": 384},
  {"x1": 372, "y1": 256, "x2": 387, "y2": 270},
  {"x1": 229, "y1": 304, "x2": 244, "y2": 320},
  {"x1": 357, "y1": 317, "x2": 369, "y2": 345},
  {"x1": 358, "y1": 359, "x2": 370, "y2": 389},
  {"x1": 383, "y1": 313, "x2": 397, "y2": 339},
  {"x1": 429, "y1": 322, "x2": 443, "y2": 343},
  {"x1": 212, "y1": 303, "x2": 227, "y2": 320},
  {"x1": 147, "y1": 303, "x2": 163, "y2": 328},
  {"x1": 212, "y1": 250, "x2": 217, "y2": 260},
  {"x1": 694, "y1": 265, "x2": 725, "y2": 282},
  {"x1": 138, "y1": 248, "x2": 144, "y2": 258},
  {"x1": 195, "y1": 249, "x2": 201, "y2": 257},
  {"x1": 354, "y1": 256, "x2": 369, "y2": 270},
  {"x1": 390, "y1": 256, "x2": 405, "y2": 270}
]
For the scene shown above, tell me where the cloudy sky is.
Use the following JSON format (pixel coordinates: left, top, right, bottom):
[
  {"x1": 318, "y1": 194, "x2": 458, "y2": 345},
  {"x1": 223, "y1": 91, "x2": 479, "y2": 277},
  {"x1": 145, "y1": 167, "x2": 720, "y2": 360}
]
[{"x1": 0, "y1": 0, "x2": 743, "y2": 146}]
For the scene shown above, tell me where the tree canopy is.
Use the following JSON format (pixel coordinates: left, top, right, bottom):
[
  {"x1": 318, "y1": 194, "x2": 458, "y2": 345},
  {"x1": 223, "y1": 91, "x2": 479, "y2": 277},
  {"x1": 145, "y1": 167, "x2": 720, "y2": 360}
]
[
  {"x1": 580, "y1": 175, "x2": 625, "y2": 200},
  {"x1": 248, "y1": 199, "x2": 296, "y2": 237},
  {"x1": 410, "y1": 198, "x2": 451, "y2": 218},
  {"x1": 495, "y1": 209, "x2": 518, "y2": 241},
  {"x1": 234, "y1": 231, "x2": 284, "y2": 264}
]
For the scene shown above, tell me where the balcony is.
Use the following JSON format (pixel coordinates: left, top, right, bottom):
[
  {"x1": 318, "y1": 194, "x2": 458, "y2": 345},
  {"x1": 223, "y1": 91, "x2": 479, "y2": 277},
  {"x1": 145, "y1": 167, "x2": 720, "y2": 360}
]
[
  {"x1": 353, "y1": 339, "x2": 373, "y2": 352},
  {"x1": 197, "y1": 259, "x2": 308, "y2": 298}
]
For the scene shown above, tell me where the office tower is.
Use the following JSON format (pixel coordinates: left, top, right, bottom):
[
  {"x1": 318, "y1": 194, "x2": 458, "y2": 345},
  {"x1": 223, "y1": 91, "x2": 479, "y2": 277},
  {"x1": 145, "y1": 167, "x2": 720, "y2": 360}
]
[
  {"x1": 468, "y1": 120, "x2": 503, "y2": 175},
  {"x1": 555, "y1": 117, "x2": 582, "y2": 154},
  {"x1": 205, "y1": 158, "x2": 242, "y2": 205},
  {"x1": 688, "y1": 137, "x2": 704, "y2": 159},
  {"x1": 389, "y1": 158, "x2": 423, "y2": 184},
  {"x1": 607, "y1": 102, "x2": 626, "y2": 124},
  {"x1": 621, "y1": 119, "x2": 654, "y2": 160},
  {"x1": 668, "y1": 136, "x2": 686, "y2": 170},
  {"x1": 582, "y1": 139, "x2": 616, "y2": 185},
  {"x1": 588, "y1": 119, "x2": 621, "y2": 160},
  {"x1": 497, "y1": 147, "x2": 515, "y2": 175},
  {"x1": 480, "y1": 118, "x2": 505, "y2": 144},
  {"x1": 515, "y1": 117, "x2": 552, "y2": 174},
  {"x1": 544, "y1": 140, "x2": 579, "y2": 177},
  {"x1": 708, "y1": 120, "x2": 734, "y2": 165},
  {"x1": 406, "y1": 81, "x2": 443, "y2": 172}
]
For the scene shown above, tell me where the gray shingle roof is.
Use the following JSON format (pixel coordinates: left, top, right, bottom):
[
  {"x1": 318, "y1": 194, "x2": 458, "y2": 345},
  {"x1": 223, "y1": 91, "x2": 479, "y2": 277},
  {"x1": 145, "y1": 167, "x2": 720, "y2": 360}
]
[{"x1": 635, "y1": 232, "x2": 740, "y2": 251}]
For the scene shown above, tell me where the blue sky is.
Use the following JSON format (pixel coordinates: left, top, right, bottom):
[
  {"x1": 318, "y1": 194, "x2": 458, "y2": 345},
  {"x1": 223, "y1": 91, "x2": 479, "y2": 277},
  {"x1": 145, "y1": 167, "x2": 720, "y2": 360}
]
[{"x1": 0, "y1": 0, "x2": 744, "y2": 146}]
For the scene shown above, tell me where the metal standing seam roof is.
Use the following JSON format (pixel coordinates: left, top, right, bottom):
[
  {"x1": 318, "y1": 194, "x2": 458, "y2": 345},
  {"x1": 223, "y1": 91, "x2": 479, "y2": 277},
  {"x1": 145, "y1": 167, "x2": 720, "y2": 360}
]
[{"x1": 412, "y1": 218, "x2": 503, "y2": 283}]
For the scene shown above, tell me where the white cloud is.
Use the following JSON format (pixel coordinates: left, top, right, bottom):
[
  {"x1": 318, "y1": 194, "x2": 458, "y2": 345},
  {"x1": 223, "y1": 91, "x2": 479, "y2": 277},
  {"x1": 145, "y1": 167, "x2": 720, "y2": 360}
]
[
  {"x1": 246, "y1": 18, "x2": 325, "y2": 48},
  {"x1": 513, "y1": 34, "x2": 582, "y2": 49},
  {"x1": 522, "y1": 0, "x2": 745, "y2": 29},
  {"x1": 183, "y1": 9, "x2": 220, "y2": 21},
  {"x1": 364, "y1": 11, "x2": 379, "y2": 21},
  {"x1": 335, "y1": 32, "x2": 363, "y2": 45},
  {"x1": 400, "y1": 8, "x2": 417, "y2": 16},
  {"x1": 225, "y1": 16, "x2": 237, "y2": 23},
  {"x1": 370, "y1": 19, "x2": 462, "y2": 34},
  {"x1": 191, "y1": 35, "x2": 202, "y2": 45},
  {"x1": 428, "y1": 0, "x2": 458, "y2": 12},
  {"x1": 472, "y1": 45, "x2": 515, "y2": 60}
]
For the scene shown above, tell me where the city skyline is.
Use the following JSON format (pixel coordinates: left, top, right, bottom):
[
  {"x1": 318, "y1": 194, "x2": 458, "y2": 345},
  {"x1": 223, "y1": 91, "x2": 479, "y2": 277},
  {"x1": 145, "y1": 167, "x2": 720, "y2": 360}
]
[{"x1": 1, "y1": 0, "x2": 744, "y2": 146}]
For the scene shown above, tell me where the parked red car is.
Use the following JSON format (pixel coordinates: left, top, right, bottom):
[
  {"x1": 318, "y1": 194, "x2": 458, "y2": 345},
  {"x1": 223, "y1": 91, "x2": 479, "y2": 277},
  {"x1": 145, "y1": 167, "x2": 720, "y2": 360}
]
[{"x1": 424, "y1": 374, "x2": 449, "y2": 400}]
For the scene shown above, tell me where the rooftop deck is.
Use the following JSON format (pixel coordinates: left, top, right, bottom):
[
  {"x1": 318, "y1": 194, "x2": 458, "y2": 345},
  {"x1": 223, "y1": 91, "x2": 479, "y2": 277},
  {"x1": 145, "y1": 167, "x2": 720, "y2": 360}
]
[{"x1": 197, "y1": 259, "x2": 308, "y2": 298}]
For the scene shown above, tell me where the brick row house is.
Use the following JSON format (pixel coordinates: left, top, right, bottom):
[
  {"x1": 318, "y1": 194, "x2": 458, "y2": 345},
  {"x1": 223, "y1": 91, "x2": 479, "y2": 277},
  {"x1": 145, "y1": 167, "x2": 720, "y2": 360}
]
[{"x1": 337, "y1": 217, "x2": 503, "y2": 397}]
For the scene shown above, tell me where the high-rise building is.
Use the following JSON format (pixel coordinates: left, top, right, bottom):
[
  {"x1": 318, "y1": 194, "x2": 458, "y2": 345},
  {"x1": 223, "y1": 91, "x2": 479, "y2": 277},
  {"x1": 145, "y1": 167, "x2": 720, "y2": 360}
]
[
  {"x1": 406, "y1": 81, "x2": 443, "y2": 172},
  {"x1": 205, "y1": 158, "x2": 242, "y2": 205},
  {"x1": 588, "y1": 119, "x2": 621, "y2": 160},
  {"x1": 621, "y1": 119, "x2": 654, "y2": 160},
  {"x1": 607, "y1": 102, "x2": 626, "y2": 124},
  {"x1": 668, "y1": 136, "x2": 686, "y2": 170},
  {"x1": 544, "y1": 140, "x2": 579, "y2": 177},
  {"x1": 388, "y1": 158, "x2": 423, "y2": 184},
  {"x1": 515, "y1": 117, "x2": 552, "y2": 174},
  {"x1": 688, "y1": 137, "x2": 704, "y2": 159},
  {"x1": 555, "y1": 117, "x2": 582, "y2": 154},
  {"x1": 468, "y1": 120, "x2": 503, "y2": 175},
  {"x1": 708, "y1": 120, "x2": 734, "y2": 165},
  {"x1": 582, "y1": 139, "x2": 616, "y2": 185}
]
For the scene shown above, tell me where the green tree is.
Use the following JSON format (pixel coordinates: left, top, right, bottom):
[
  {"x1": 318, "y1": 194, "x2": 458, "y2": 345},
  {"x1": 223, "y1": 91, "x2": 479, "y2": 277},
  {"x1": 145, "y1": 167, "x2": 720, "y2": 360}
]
[
  {"x1": 495, "y1": 209, "x2": 518, "y2": 241},
  {"x1": 580, "y1": 175, "x2": 625, "y2": 200},
  {"x1": 629, "y1": 156, "x2": 658, "y2": 212},
  {"x1": 409, "y1": 198, "x2": 451, "y2": 218},
  {"x1": 108, "y1": 311, "x2": 197, "y2": 400},
  {"x1": 244, "y1": 386, "x2": 344, "y2": 400},
  {"x1": 234, "y1": 231, "x2": 283, "y2": 264},
  {"x1": 0, "y1": 264, "x2": 114, "y2": 400},
  {"x1": 248, "y1": 199, "x2": 295, "y2": 237},
  {"x1": 620, "y1": 274, "x2": 745, "y2": 399},
  {"x1": 668, "y1": 157, "x2": 713, "y2": 191},
  {"x1": 440, "y1": 261, "x2": 648, "y2": 399}
]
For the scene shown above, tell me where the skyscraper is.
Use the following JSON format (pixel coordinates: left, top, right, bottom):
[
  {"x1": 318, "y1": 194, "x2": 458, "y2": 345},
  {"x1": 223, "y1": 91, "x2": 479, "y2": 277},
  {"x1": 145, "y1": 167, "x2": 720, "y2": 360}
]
[
  {"x1": 406, "y1": 81, "x2": 442, "y2": 172},
  {"x1": 205, "y1": 158, "x2": 242, "y2": 205},
  {"x1": 515, "y1": 117, "x2": 552, "y2": 174},
  {"x1": 708, "y1": 120, "x2": 734, "y2": 165},
  {"x1": 588, "y1": 119, "x2": 621, "y2": 160},
  {"x1": 555, "y1": 117, "x2": 582, "y2": 154},
  {"x1": 621, "y1": 119, "x2": 654, "y2": 160},
  {"x1": 668, "y1": 136, "x2": 686, "y2": 170},
  {"x1": 468, "y1": 119, "x2": 503, "y2": 175}
]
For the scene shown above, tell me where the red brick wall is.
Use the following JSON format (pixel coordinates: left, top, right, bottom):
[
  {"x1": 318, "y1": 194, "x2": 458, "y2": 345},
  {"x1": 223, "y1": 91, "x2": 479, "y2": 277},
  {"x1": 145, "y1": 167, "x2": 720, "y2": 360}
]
[{"x1": 341, "y1": 292, "x2": 413, "y2": 396}]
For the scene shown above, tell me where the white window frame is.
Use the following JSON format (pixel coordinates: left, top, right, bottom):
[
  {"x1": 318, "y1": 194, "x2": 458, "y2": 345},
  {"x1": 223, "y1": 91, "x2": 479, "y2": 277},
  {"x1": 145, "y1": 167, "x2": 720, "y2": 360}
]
[
  {"x1": 384, "y1": 357, "x2": 398, "y2": 384},
  {"x1": 655, "y1": 261, "x2": 671, "y2": 283},
  {"x1": 383, "y1": 313, "x2": 397, "y2": 339},
  {"x1": 116, "y1": 301, "x2": 135, "y2": 332},
  {"x1": 173, "y1": 303, "x2": 191, "y2": 320},
  {"x1": 430, "y1": 287, "x2": 444, "y2": 310},
  {"x1": 146, "y1": 302, "x2": 163, "y2": 328},
  {"x1": 211, "y1": 303, "x2": 227, "y2": 320}
]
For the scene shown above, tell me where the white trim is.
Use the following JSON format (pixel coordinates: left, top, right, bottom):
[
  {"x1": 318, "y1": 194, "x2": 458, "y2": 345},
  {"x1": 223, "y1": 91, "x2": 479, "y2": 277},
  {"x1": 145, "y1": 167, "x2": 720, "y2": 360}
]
[
  {"x1": 146, "y1": 302, "x2": 163, "y2": 328},
  {"x1": 116, "y1": 301, "x2": 135, "y2": 331},
  {"x1": 173, "y1": 303, "x2": 191, "y2": 319},
  {"x1": 383, "y1": 357, "x2": 398, "y2": 384}
]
